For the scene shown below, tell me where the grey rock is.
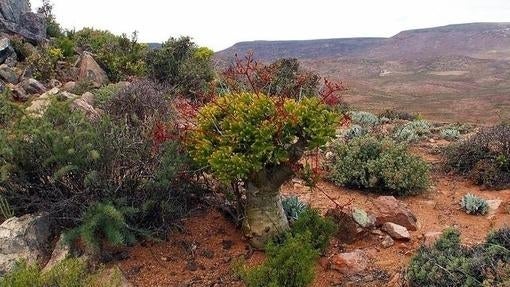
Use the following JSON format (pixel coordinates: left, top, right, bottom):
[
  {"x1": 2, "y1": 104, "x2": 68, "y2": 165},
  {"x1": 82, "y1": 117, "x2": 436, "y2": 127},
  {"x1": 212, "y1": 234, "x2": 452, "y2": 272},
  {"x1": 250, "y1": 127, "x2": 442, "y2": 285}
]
[
  {"x1": 381, "y1": 235, "x2": 395, "y2": 248},
  {"x1": 6, "y1": 82, "x2": 27, "y2": 101},
  {"x1": 21, "y1": 77, "x2": 46, "y2": 94},
  {"x1": 0, "y1": 213, "x2": 52, "y2": 275},
  {"x1": 352, "y1": 208, "x2": 376, "y2": 228},
  {"x1": 42, "y1": 234, "x2": 70, "y2": 272},
  {"x1": 0, "y1": 37, "x2": 14, "y2": 65},
  {"x1": 78, "y1": 52, "x2": 108, "y2": 88},
  {"x1": 0, "y1": 64, "x2": 18, "y2": 83},
  {"x1": 382, "y1": 222, "x2": 411, "y2": 240},
  {"x1": 0, "y1": 0, "x2": 46, "y2": 43}
]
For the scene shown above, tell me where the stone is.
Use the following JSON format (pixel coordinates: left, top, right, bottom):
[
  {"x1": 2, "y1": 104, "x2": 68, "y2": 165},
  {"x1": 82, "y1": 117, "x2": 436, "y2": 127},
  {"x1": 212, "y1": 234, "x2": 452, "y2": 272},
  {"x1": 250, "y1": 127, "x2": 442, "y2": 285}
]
[
  {"x1": 21, "y1": 78, "x2": 46, "y2": 94},
  {"x1": 48, "y1": 79, "x2": 62, "y2": 88},
  {"x1": 0, "y1": 64, "x2": 18, "y2": 83},
  {"x1": 487, "y1": 199, "x2": 503, "y2": 216},
  {"x1": 0, "y1": 38, "x2": 14, "y2": 65},
  {"x1": 423, "y1": 231, "x2": 443, "y2": 247},
  {"x1": 81, "y1": 91, "x2": 95, "y2": 106},
  {"x1": 71, "y1": 96, "x2": 101, "y2": 121},
  {"x1": 374, "y1": 196, "x2": 418, "y2": 231},
  {"x1": 62, "y1": 81, "x2": 76, "y2": 92},
  {"x1": 0, "y1": 0, "x2": 46, "y2": 43},
  {"x1": 78, "y1": 52, "x2": 108, "y2": 88},
  {"x1": 326, "y1": 207, "x2": 367, "y2": 243},
  {"x1": 26, "y1": 87, "x2": 59, "y2": 116},
  {"x1": 381, "y1": 235, "x2": 395, "y2": 248},
  {"x1": 330, "y1": 250, "x2": 368, "y2": 274},
  {"x1": 6, "y1": 83, "x2": 27, "y2": 101},
  {"x1": 0, "y1": 213, "x2": 52, "y2": 275},
  {"x1": 381, "y1": 222, "x2": 410, "y2": 240},
  {"x1": 42, "y1": 234, "x2": 71, "y2": 272},
  {"x1": 352, "y1": 208, "x2": 376, "y2": 228}
]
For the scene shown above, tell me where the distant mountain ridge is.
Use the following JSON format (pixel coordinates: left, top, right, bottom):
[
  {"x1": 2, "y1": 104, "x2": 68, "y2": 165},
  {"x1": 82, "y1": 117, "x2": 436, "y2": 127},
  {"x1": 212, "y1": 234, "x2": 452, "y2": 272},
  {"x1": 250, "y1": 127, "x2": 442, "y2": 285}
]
[
  {"x1": 216, "y1": 22, "x2": 510, "y2": 62},
  {"x1": 214, "y1": 23, "x2": 510, "y2": 124}
]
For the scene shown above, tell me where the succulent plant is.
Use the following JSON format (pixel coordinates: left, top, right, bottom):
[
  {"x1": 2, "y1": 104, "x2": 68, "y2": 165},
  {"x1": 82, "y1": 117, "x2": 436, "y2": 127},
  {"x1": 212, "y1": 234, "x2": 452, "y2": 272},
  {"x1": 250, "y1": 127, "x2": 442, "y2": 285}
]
[
  {"x1": 282, "y1": 196, "x2": 308, "y2": 222},
  {"x1": 460, "y1": 193, "x2": 489, "y2": 215}
]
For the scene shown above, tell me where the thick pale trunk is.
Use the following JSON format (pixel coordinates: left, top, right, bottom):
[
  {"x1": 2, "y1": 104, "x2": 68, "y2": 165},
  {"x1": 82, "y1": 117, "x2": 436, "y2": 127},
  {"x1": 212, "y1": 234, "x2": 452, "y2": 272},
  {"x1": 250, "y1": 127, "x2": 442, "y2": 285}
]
[{"x1": 243, "y1": 182, "x2": 289, "y2": 249}]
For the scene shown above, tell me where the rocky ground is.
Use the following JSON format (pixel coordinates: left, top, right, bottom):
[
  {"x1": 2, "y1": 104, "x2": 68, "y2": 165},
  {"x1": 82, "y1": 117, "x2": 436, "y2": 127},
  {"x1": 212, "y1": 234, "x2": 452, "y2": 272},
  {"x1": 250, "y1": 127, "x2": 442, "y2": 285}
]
[{"x1": 105, "y1": 138, "x2": 510, "y2": 287}]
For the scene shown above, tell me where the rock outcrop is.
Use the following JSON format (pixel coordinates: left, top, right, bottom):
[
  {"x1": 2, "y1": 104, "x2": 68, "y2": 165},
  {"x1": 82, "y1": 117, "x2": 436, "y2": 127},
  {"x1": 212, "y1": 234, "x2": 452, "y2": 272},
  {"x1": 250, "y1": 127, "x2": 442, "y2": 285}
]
[
  {"x1": 0, "y1": 213, "x2": 52, "y2": 275},
  {"x1": 78, "y1": 52, "x2": 108, "y2": 87},
  {"x1": 0, "y1": 0, "x2": 46, "y2": 43}
]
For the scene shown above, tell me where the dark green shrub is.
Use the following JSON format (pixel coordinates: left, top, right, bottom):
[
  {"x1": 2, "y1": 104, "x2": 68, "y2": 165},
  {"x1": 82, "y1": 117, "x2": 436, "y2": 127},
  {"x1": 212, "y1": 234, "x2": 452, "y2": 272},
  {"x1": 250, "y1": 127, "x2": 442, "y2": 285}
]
[
  {"x1": 27, "y1": 45, "x2": 63, "y2": 81},
  {"x1": 290, "y1": 208, "x2": 336, "y2": 253},
  {"x1": 146, "y1": 36, "x2": 214, "y2": 99},
  {"x1": 406, "y1": 227, "x2": 510, "y2": 287},
  {"x1": 444, "y1": 124, "x2": 510, "y2": 189},
  {"x1": 54, "y1": 36, "x2": 76, "y2": 59},
  {"x1": 0, "y1": 91, "x2": 23, "y2": 128},
  {"x1": 378, "y1": 109, "x2": 417, "y2": 121},
  {"x1": 9, "y1": 37, "x2": 33, "y2": 61},
  {"x1": 239, "y1": 233, "x2": 318, "y2": 287},
  {"x1": 65, "y1": 202, "x2": 135, "y2": 251},
  {"x1": 73, "y1": 28, "x2": 148, "y2": 81},
  {"x1": 328, "y1": 136, "x2": 429, "y2": 195}
]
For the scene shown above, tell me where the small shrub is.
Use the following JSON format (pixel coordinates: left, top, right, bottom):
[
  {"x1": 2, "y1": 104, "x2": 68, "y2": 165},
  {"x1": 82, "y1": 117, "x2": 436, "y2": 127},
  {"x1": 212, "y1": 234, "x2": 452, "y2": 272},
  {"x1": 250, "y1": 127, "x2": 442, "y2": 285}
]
[
  {"x1": 343, "y1": 124, "x2": 366, "y2": 140},
  {"x1": 349, "y1": 111, "x2": 379, "y2": 128},
  {"x1": 239, "y1": 233, "x2": 318, "y2": 287},
  {"x1": 0, "y1": 91, "x2": 23, "y2": 128},
  {"x1": 27, "y1": 45, "x2": 63, "y2": 81},
  {"x1": 9, "y1": 37, "x2": 33, "y2": 61},
  {"x1": 406, "y1": 227, "x2": 510, "y2": 287},
  {"x1": 282, "y1": 196, "x2": 308, "y2": 222},
  {"x1": 290, "y1": 208, "x2": 336, "y2": 253},
  {"x1": 440, "y1": 127, "x2": 461, "y2": 141},
  {"x1": 379, "y1": 109, "x2": 417, "y2": 121},
  {"x1": 461, "y1": 194, "x2": 489, "y2": 215},
  {"x1": 53, "y1": 36, "x2": 76, "y2": 59},
  {"x1": 0, "y1": 195, "x2": 14, "y2": 219},
  {"x1": 0, "y1": 260, "x2": 41, "y2": 287},
  {"x1": 444, "y1": 124, "x2": 510, "y2": 189},
  {"x1": 92, "y1": 83, "x2": 123, "y2": 108},
  {"x1": 328, "y1": 136, "x2": 429, "y2": 195},
  {"x1": 393, "y1": 120, "x2": 431, "y2": 142},
  {"x1": 65, "y1": 202, "x2": 135, "y2": 251},
  {"x1": 41, "y1": 258, "x2": 88, "y2": 287},
  {"x1": 70, "y1": 80, "x2": 94, "y2": 95}
]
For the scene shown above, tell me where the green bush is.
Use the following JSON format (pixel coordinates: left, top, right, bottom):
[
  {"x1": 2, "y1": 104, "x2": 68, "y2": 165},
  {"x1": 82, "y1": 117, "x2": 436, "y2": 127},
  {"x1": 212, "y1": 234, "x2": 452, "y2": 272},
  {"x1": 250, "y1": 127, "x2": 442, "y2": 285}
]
[
  {"x1": 0, "y1": 258, "x2": 122, "y2": 287},
  {"x1": 290, "y1": 208, "x2": 336, "y2": 253},
  {"x1": 27, "y1": 45, "x2": 63, "y2": 81},
  {"x1": 73, "y1": 28, "x2": 148, "y2": 82},
  {"x1": 407, "y1": 228, "x2": 510, "y2": 287},
  {"x1": 393, "y1": 120, "x2": 431, "y2": 142},
  {"x1": 378, "y1": 109, "x2": 417, "y2": 121},
  {"x1": 328, "y1": 136, "x2": 429, "y2": 195},
  {"x1": 0, "y1": 91, "x2": 23, "y2": 128},
  {"x1": 65, "y1": 202, "x2": 135, "y2": 251},
  {"x1": 461, "y1": 194, "x2": 489, "y2": 215},
  {"x1": 146, "y1": 36, "x2": 214, "y2": 99},
  {"x1": 238, "y1": 233, "x2": 318, "y2": 287},
  {"x1": 443, "y1": 124, "x2": 510, "y2": 189},
  {"x1": 282, "y1": 196, "x2": 308, "y2": 222}
]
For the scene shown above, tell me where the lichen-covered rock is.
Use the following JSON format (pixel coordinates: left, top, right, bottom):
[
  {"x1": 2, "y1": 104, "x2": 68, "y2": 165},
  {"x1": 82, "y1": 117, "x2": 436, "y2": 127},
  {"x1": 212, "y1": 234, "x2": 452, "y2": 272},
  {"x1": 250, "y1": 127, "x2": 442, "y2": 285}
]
[
  {"x1": 21, "y1": 77, "x2": 46, "y2": 94},
  {"x1": 326, "y1": 207, "x2": 367, "y2": 243},
  {"x1": 0, "y1": 213, "x2": 52, "y2": 275},
  {"x1": 78, "y1": 52, "x2": 108, "y2": 87},
  {"x1": 0, "y1": 0, "x2": 46, "y2": 43},
  {"x1": 0, "y1": 63, "x2": 18, "y2": 83}
]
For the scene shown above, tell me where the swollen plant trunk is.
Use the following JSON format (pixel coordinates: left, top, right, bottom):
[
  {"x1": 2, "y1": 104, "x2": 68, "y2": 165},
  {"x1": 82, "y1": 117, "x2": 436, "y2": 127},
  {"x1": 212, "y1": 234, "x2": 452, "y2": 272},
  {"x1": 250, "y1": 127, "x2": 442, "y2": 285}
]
[{"x1": 242, "y1": 182, "x2": 289, "y2": 249}]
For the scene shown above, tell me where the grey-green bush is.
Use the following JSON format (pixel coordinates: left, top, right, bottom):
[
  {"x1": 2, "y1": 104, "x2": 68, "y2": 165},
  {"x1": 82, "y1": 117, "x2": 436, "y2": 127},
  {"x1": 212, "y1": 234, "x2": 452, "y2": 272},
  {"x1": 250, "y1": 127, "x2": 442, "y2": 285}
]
[
  {"x1": 282, "y1": 196, "x2": 308, "y2": 222},
  {"x1": 328, "y1": 136, "x2": 429, "y2": 195},
  {"x1": 393, "y1": 120, "x2": 431, "y2": 142},
  {"x1": 460, "y1": 194, "x2": 489, "y2": 215}
]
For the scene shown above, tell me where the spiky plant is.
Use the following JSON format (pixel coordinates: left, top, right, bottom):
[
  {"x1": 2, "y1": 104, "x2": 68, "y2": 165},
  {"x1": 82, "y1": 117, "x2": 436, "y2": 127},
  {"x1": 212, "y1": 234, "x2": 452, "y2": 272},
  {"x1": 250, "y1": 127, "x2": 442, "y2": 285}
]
[
  {"x1": 282, "y1": 196, "x2": 308, "y2": 222},
  {"x1": 460, "y1": 194, "x2": 489, "y2": 215}
]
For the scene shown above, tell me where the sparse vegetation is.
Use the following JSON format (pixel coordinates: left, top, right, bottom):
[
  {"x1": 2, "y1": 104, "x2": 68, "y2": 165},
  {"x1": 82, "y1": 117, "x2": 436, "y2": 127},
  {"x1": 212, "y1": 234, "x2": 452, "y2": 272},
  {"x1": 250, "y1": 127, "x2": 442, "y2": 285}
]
[
  {"x1": 349, "y1": 111, "x2": 379, "y2": 128},
  {"x1": 328, "y1": 136, "x2": 429, "y2": 195},
  {"x1": 407, "y1": 228, "x2": 510, "y2": 287},
  {"x1": 393, "y1": 120, "x2": 431, "y2": 142},
  {"x1": 444, "y1": 123, "x2": 510, "y2": 189},
  {"x1": 440, "y1": 127, "x2": 461, "y2": 141}
]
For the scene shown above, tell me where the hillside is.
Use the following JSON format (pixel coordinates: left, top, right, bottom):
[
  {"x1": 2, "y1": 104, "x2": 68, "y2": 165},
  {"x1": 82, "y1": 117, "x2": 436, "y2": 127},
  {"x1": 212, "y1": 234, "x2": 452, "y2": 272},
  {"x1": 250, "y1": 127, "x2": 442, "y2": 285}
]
[{"x1": 216, "y1": 23, "x2": 510, "y2": 123}]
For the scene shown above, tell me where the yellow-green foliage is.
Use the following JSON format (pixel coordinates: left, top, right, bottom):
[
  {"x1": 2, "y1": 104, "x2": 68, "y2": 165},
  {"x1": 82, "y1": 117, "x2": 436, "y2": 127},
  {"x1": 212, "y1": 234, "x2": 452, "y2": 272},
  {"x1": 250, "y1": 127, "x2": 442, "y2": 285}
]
[
  {"x1": 188, "y1": 93, "x2": 338, "y2": 182},
  {"x1": 0, "y1": 258, "x2": 123, "y2": 287}
]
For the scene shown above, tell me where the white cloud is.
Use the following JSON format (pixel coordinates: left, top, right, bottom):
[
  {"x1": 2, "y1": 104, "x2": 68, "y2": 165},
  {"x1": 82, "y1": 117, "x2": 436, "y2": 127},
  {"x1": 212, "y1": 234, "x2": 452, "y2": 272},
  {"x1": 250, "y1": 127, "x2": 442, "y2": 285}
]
[{"x1": 30, "y1": 0, "x2": 510, "y2": 51}]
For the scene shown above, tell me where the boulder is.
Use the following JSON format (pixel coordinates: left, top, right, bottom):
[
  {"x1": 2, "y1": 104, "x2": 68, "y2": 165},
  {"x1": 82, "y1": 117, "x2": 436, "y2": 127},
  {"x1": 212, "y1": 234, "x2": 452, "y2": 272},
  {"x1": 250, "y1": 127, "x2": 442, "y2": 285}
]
[
  {"x1": 0, "y1": 0, "x2": 46, "y2": 43},
  {"x1": 6, "y1": 82, "x2": 27, "y2": 101},
  {"x1": 21, "y1": 77, "x2": 46, "y2": 94},
  {"x1": 78, "y1": 52, "x2": 108, "y2": 88},
  {"x1": 81, "y1": 91, "x2": 95, "y2": 106},
  {"x1": 42, "y1": 234, "x2": 71, "y2": 272},
  {"x1": 70, "y1": 97, "x2": 100, "y2": 121},
  {"x1": 326, "y1": 207, "x2": 367, "y2": 243},
  {"x1": 381, "y1": 235, "x2": 395, "y2": 248},
  {"x1": 329, "y1": 250, "x2": 368, "y2": 274},
  {"x1": 62, "y1": 81, "x2": 76, "y2": 92},
  {"x1": 381, "y1": 222, "x2": 410, "y2": 240},
  {"x1": 0, "y1": 213, "x2": 52, "y2": 275},
  {"x1": 374, "y1": 196, "x2": 418, "y2": 231},
  {"x1": 0, "y1": 37, "x2": 14, "y2": 65},
  {"x1": 26, "y1": 87, "x2": 59, "y2": 115},
  {"x1": 0, "y1": 63, "x2": 18, "y2": 83}
]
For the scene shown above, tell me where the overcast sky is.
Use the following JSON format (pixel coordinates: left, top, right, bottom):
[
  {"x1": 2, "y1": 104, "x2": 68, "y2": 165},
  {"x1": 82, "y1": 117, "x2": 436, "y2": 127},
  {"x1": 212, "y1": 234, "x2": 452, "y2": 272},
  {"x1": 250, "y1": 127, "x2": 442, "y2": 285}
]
[{"x1": 29, "y1": 0, "x2": 510, "y2": 51}]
